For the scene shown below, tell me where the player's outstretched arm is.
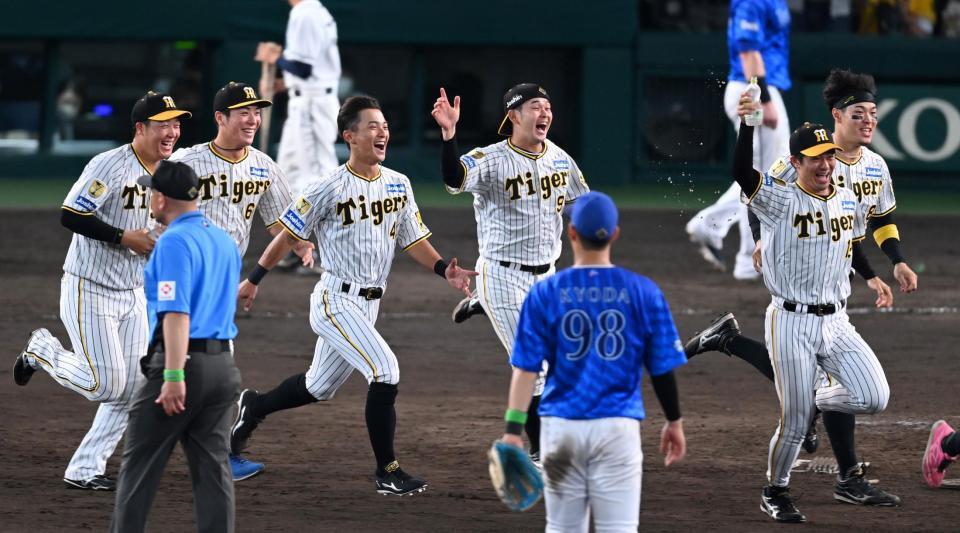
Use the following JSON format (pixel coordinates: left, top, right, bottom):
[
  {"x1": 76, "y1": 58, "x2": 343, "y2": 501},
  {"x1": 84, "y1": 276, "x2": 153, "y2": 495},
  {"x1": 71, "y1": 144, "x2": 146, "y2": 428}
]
[
  {"x1": 650, "y1": 370, "x2": 686, "y2": 466},
  {"x1": 732, "y1": 92, "x2": 762, "y2": 194},
  {"x1": 500, "y1": 367, "x2": 538, "y2": 448},
  {"x1": 404, "y1": 239, "x2": 478, "y2": 297},
  {"x1": 269, "y1": 224, "x2": 315, "y2": 266},
  {"x1": 431, "y1": 87, "x2": 460, "y2": 140}
]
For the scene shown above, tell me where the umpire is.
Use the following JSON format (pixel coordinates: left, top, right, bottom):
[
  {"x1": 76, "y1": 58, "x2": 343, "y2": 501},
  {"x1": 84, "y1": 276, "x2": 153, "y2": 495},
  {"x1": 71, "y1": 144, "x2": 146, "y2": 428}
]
[{"x1": 111, "y1": 160, "x2": 243, "y2": 533}]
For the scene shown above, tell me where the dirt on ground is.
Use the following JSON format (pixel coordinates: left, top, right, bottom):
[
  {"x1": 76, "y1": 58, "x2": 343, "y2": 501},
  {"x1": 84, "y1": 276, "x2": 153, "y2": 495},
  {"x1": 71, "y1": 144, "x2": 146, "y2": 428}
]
[{"x1": 1, "y1": 207, "x2": 958, "y2": 532}]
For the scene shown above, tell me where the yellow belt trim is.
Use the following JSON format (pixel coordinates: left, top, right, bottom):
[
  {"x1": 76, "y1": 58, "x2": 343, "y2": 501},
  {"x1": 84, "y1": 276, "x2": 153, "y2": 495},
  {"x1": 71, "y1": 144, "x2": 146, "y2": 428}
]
[
  {"x1": 322, "y1": 290, "x2": 378, "y2": 381},
  {"x1": 768, "y1": 308, "x2": 785, "y2": 480},
  {"x1": 872, "y1": 224, "x2": 900, "y2": 247}
]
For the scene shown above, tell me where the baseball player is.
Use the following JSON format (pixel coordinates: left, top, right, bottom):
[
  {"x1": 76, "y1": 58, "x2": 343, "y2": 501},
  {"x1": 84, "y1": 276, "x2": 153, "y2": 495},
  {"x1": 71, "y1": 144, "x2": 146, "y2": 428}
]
[
  {"x1": 686, "y1": 69, "x2": 918, "y2": 482},
  {"x1": 230, "y1": 95, "x2": 477, "y2": 496},
  {"x1": 686, "y1": 0, "x2": 791, "y2": 280},
  {"x1": 730, "y1": 92, "x2": 899, "y2": 522},
  {"x1": 13, "y1": 92, "x2": 191, "y2": 490},
  {"x1": 170, "y1": 81, "x2": 312, "y2": 481},
  {"x1": 923, "y1": 420, "x2": 960, "y2": 488},
  {"x1": 431, "y1": 83, "x2": 590, "y2": 464},
  {"x1": 500, "y1": 191, "x2": 687, "y2": 531}
]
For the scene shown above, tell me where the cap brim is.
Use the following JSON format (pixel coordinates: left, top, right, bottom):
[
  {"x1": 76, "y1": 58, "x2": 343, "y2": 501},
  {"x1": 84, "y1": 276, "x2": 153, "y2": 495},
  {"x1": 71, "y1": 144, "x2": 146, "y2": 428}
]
[
  {"x1": 800, "y1": 142, "x2": 842, "y2": 157},
  {"x1": 136, "y1": 174, "x2": 153, "y2": 189},
  {"x1": 226, "y1": 99, "x2": 272, "y2": 110},
  {"x1": 148, "y1": 109, "x2": 192, "y2": 121},
  {"x1": 497, "y1": 113, "x2": 511, "y2": 136}
]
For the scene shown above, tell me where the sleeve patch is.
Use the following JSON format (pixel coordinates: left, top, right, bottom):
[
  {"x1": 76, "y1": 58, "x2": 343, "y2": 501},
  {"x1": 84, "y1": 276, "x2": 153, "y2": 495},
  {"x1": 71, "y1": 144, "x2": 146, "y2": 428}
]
[
  {"x1": 158, "y1": 281, "x2": 176, "y2": 302},
  {"x1": 74, "y1": 196, "x2": 97, "y2": 211},
  {"x1": 294, "y1": 196, "x2": 312, "y2": 216},
  {"x1": 768, "y1": 158, "x2": 788, "y2": 178},
  {"x1": 461, "y1": 155, "x2": 477, "y2": 170},
  {"x1": 282, "y1": 210, "x2": 306, "y2": 232},
  {"x1": 87, "y1": 179, "x2": 107, "y2": 198}
]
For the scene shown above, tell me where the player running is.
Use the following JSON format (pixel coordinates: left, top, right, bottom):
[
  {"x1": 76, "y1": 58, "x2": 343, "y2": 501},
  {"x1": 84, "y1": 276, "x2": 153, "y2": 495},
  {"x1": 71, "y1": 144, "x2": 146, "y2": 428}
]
[
  {"x1": 230, "y1": 95, "x2": 477, "y2": 496},
  {"x1": 14, "y1": 92, "x2": 191, "y2": 491},
  {"x1": 729, "y1": 91, "x2": 899, "y2": 522},
  {"x1": 431, "y1": 83, "x2": 590, "y2": 464},
  {"x1": 499, "y1": 191, "x2": 686, "y2": 531}
]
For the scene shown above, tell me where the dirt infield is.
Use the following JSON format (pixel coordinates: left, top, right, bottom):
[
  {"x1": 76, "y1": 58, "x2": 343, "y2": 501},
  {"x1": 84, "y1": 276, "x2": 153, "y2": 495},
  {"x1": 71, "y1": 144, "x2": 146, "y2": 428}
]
[{"x1": 2, "y1": 207, "x2": 959, "y2": 532}]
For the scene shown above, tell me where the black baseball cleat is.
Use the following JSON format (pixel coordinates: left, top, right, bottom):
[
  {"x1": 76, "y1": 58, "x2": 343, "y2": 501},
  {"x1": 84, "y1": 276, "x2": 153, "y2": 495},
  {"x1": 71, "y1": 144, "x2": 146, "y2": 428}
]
[
  {"x1": 802, "y1": 410, "x2": 821, "y2": 454},
  {"x1": 13, "y1": 330, "x2": 40, "y2": 386},
  {"x1": 834, "y1": 464, "x2": 901, "y2": 506},
  {"x1": 64, "y1": 475, "x2": 116, "y2": 491},
  {"x1": 231, "y1": 389, "x2": 263, "y2": 454},
  {"x1": 761, "y1": 485, "x2": 806, "y2": 523},
  {"x1": 683, "y1": 312, "x2": 740, "y2": 359},
  {"x1": 451, "y1": 297, "x2": 486, "y2": 324},
  {"x1": 375, "y1": 463, "x2": 428, "y2": 496}
]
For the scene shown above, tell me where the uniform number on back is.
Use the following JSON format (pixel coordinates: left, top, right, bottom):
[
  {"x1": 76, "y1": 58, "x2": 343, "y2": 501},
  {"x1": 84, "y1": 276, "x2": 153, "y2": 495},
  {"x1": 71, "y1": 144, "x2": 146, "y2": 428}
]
[{"x1": 561, "y1": 309, "x2": 626, "y2": 361}]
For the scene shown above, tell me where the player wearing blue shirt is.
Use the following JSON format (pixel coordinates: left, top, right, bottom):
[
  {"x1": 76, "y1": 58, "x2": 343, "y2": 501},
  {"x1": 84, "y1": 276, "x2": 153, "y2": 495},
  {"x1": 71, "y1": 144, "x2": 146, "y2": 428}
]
[
  {"x1": 111, "y1": 161, "x2": 243, "y2": 533},
  {"x1": 686, "y1": 0, "x2": 792, "y2": 282},
  {"x1": 500, "y1": 191, "x2": 687, "y2": 532}
]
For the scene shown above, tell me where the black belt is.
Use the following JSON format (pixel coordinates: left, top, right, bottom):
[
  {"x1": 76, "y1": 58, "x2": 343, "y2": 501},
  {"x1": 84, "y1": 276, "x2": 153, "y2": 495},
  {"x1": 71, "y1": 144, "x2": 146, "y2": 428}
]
[
  {"x1": 499, "y1": 261, "x2": 551, "y2": 275},
  {"x1": 341, "y1": 282, "x2": 383, "y2": 300},
  {"x1": 291, "y1": 87, "x2": 333, "y2": 96},
  {"x1": 156, "y1": 338, "x2": 231, "y2": 355},
  {"x1": 783, "y1": 300, "x2": 845, "y2": 316}
]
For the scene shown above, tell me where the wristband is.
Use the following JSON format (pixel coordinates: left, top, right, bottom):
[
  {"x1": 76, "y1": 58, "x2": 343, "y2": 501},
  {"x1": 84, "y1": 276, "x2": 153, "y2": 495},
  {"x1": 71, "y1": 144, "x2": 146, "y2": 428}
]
[
  {"x1": 114, "y1": 228, "x2": 125, "y2": 245},
  {"x1": 163, "y1": 368, "x2": 185, "y2": 382},
  {"x1": 434, "y1": 259, "x2": 448, "y2": 278},
  {"x1": 505, "y1": 421, "x2": 524, "y2": 436},
  {"x1": 248, "y1": 263, "x2": 270, "y2": 285},
  {"x1": 505, "y1": 408, "x2": 528, "y2": 425},
  {"x1": 757, "y1": 76, "x2": 772, "y2": 103}
]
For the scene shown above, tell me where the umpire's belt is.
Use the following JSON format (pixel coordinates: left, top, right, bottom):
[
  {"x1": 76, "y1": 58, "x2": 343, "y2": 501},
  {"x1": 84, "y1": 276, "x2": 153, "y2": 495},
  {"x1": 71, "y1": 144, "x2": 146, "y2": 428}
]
[
  {"x1": 782, "y1": 300, "x2": 845, "y2": 316},
  {"x1": 155, "y1": 338, "x2": 233, "y2": 355},
  {"x1": 499, "y1": 261, "x2": 551, "y2": 275}
]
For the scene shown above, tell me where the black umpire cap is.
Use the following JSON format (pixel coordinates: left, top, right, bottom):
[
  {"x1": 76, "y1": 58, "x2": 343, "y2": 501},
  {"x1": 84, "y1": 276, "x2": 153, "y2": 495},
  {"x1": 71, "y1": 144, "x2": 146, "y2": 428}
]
[
  {"x1": 137, "y1": 160, "x2": 200, "y2": 201},
  {"x1": 789, "y1": 122, "x2": 843, "y2": 158},
  {"x1": 214, "y1": 82, "x2": 272, "y2": 112},
  {"x1": 131, "y1": 91, "x2": 192, "y2": 124},
  {"x1": 497, "y1": 83, "x2": 550, "y2": 136}
]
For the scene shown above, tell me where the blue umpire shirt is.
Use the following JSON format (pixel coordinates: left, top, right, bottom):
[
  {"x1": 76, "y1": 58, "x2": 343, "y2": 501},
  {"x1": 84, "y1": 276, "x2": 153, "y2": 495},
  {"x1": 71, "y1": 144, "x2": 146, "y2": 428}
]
[
  {"x1": 510, "y1": 265, "x2": 687, "y2": 421},
  {"x1": 145, "y1": 211, "x2": 241, "y2": 341},
  {"x1": 728, "y1": 0, "x2": 792, "y2": 91}
]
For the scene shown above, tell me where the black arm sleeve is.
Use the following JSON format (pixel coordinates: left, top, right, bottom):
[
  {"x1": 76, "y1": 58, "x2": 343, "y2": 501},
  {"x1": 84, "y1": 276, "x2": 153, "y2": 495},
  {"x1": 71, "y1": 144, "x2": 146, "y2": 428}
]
[
  {"x1": 850, "y1": 240, "x2": 876, "y2": 280},
  {"x1": 868, "y1": 212, "x2": 906, "y2": 264},
  {"x1": 61, "y1": 209, "x2": 124, "y2": 244},
  {"x1": 650, "y1": 371, "x2": 681, "y2": 422},
  {"x1": 441, "y1": 137, "x2": 466, "y2": 189},
  {"x1": 748, "y1": 208, "x2": 762, "y2": 243},
  {"x1": 276, "y1": 57, "x2": 312, "y2": 79},
  {"x1": 733, "y1": 123, "x2": 762, "y2": 196}
]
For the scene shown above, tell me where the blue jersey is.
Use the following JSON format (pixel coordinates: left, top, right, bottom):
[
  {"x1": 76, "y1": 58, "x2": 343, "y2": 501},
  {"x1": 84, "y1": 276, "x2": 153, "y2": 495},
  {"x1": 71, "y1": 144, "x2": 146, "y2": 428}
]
[
  {"x1": 145, "y1": 211, "x2": 241, "y2": 340},
  {"x1": 728, "y1": 0, "x2": 791, "y2": 91},
  {"x1": 510, "y1": 265, "x2": 686, "y2": 421}
]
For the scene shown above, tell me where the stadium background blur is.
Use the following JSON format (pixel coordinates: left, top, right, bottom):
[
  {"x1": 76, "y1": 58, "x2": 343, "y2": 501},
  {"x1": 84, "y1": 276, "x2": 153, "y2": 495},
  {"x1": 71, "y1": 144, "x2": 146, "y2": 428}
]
[{"x1": 1, "y1": 0, "x2": 959, "y2": 210}]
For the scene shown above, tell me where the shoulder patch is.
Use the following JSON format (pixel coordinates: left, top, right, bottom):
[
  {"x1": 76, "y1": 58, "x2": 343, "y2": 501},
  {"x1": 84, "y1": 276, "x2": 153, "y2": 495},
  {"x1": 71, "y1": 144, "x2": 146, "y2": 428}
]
[
  {"x1": 295, "y1": 196, "x2": 312, "y2": 216},
  {"x1": 468, "y1": 149, "x2": 485, "y2": 160},
  {"x1": 158, "y1": 281, "x2": 176, "y2": 302},
  {"x1": 87, "y1": 179, "x2": 107, "y2": 198},
  {"x1": 461, "y1": 154, "x2": 477, "y2": 170},
  {"x1": 768, "y1": 158, "x2": 789, "y2": 179}
]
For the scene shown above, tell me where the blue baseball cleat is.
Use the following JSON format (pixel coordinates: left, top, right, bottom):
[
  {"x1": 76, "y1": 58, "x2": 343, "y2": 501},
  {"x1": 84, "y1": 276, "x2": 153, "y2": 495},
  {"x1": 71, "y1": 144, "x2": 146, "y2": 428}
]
[{"x1": 230, "y1": 454, "x2": 264, "y2": 481}]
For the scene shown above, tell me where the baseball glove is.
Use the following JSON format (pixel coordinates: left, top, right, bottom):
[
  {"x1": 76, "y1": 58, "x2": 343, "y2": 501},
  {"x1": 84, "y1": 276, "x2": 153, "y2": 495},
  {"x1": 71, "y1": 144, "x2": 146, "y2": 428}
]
[{"x1": 487, "y1": 440, "x2": 543, "y2": 511}]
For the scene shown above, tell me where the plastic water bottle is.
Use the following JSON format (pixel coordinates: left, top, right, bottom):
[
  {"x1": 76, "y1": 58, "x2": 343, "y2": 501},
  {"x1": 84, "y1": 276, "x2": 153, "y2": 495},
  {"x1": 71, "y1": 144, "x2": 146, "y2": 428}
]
[{"x1": 744, "y1": 77, "x2": 763, "y2": 127}]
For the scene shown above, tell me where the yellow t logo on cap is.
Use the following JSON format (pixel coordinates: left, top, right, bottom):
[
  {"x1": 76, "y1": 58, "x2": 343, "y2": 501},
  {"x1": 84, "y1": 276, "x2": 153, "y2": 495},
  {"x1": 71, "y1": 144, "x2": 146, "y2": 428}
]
[
  {"x1": 162, "y1": 96, "x2": 175, "y2": 109},
  {"x1": 814, "y1": 129, "x2": 828, "y2": 142},
  {"x1": 243, "y1": 87, "x2": 257, "y2": 100}
]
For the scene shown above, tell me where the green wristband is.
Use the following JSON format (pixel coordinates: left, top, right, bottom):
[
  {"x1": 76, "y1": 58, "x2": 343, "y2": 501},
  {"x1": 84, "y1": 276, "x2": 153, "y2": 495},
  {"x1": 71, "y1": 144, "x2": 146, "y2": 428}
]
[
  {"x1": 163, "y1": 369, "x2": 185, "y2": 382},
  {"x1": 504, "y1": 408, "x2": 528, "y2": 425}
]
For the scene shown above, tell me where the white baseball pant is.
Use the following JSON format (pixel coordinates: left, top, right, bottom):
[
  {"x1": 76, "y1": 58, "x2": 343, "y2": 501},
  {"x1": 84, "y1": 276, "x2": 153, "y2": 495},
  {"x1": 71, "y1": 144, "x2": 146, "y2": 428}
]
[{"x1": 277, "y1": 87, "x2": 340, "y2": 196}]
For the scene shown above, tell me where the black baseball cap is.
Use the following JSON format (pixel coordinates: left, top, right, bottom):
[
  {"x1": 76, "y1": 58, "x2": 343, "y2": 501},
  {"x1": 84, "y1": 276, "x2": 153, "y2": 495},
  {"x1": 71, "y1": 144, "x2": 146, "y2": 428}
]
[
  {"x1": 137, "y1": 160, "x2": 200, "y2": 201},
  {"x1": 130, "y1": 91, "x2": 192, "y2": 124},
  {"x1": 790, "y1": 122, "x2": 843, "y2": 157},
  {"x1": 214, "y1": 81, "x2": 272, "y2": 112},
  {"x1": 497, "y1": 83, "x2": 551, "y2": 136}
]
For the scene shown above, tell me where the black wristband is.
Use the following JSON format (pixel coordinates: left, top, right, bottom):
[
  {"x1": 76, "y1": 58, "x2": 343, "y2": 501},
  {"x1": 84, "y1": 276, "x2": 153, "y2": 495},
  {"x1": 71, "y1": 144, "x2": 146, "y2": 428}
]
[
  {"x1": 757, "y1": 76, "x2": 772, "y2": 103},
  {"x1": 434, "y1": 259, "x2": 448, "y2": 278},
  {"x1": 248, "y1": 263, "x2": 270, "y2": 285},
  {"x1": 114, "y1": 228, "x2": 125, "y2": 245},
  {"x1": 505, "y1": 421, "x2": 524, "y2": 436}
]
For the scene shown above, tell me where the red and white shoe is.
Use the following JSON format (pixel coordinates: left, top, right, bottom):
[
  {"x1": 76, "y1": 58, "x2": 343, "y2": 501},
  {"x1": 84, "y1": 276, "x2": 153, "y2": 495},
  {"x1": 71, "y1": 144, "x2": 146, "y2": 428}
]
[{"x1": 923, "y1": 419, "x2": 958, "y2": 488}]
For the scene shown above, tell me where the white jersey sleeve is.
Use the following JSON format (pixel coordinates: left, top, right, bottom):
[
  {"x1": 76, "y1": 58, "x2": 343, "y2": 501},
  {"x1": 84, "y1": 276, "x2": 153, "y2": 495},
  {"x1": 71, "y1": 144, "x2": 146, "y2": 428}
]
[
  {"x1": 449, "y1": 144, "x2": 497, "y2": 195},
  {"x1": 744, "y1": 170, "x2": 793, "y2": 227},
  {"x1": 562, "y1": 154, "x2": 590, "y2": 203},
  {"x1": 63, "y1": 152, "x2": 120, "y2": 214},
  {"x1": 871, "y1": 156, "x2": 896, "y2": 217},
  {"x1": 257, "y1": 156, "x2": 293, "y2": 229},
  {"x1": 279, "y1": 178, "x2": 336, "y2": 241},
  {"x1": 395, "y1": 179, "x2": 432, "y2": 251}
]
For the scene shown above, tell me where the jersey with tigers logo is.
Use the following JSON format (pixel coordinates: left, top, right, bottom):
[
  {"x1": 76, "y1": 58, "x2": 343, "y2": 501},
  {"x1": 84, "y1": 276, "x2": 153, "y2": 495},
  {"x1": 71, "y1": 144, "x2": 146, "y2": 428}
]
[
  {"x1": 170, "y1": 142, "x2": 292, "y2": 256},
  {"x1": 61, "y1": 143, "x2": 157, "y2": 290},
  {"x1": 451, "y1": 139, "x2": 589, "y2": 266},
  {"x1": 746, "y1": 173, "x2": 871, "y2": 305},
  {"x1": 765, "y1": 144, "x2": 895, "y2": 217},
  {"x1": 278, "y1": 163, "x2": 430, "y2": 287}
]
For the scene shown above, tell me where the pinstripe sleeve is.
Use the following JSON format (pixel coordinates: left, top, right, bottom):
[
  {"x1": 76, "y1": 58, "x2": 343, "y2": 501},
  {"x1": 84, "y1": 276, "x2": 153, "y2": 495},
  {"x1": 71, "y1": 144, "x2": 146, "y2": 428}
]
[
  {"x1": 747, "y1": 174, "x2": 792, "y2": 227},
  {"x1": 259, "y1": 159, "x2": 293, "y2": 227},
  {"x1": 396, "y1": 180, "x2": 432, "y2": 250},
  {"x1": 448, "y1": 144, "x2": 494, "y2": 195},
  {"x1": 62, "y1": 152, "x2": 116, "y2": 214}
]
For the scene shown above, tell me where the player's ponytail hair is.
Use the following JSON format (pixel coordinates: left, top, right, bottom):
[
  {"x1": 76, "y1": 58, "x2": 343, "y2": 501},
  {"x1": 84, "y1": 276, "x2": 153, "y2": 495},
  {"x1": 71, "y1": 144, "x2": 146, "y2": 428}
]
[
  {"x1": 337, "y1": 95, "x2": 382, "y2": 141},
  {"x1": 822, "y1": 69, "x2": 878, "y2": 110}
]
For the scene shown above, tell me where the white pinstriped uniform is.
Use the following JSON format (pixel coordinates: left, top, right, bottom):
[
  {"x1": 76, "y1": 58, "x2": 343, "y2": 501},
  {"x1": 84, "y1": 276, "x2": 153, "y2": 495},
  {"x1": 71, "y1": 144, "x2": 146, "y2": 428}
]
[
  {"x1": 746, "y1": 165, "x2": 890, "y2": 488},
  {"x1": 277, "y1": 163, "x2": 430, "y2": 396},
  {"x1": 170, "y1": 143, "x2": 292, "y2": 256},
  {"x1": 23, "y1": 143, "x2": 155, "y2": 482},
  {"x1": 451, "y1": 139, "x2": 589, "y2": 394}
]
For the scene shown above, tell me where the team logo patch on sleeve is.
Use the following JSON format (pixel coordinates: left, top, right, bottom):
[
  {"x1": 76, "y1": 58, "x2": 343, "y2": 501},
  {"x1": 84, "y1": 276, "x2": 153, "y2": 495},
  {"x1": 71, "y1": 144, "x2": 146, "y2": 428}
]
[
  {"x1": 158, "y1": 281, "x2": 176, "y2": 301},
  {"x1": 386, "y1": 183, "x2": 407, "y2": 193},
  {"x1": 768, "y1": 158, "x2": 788, "y2": 178},
  {"x1": 460, "y1": 155, "x2": 477, "y2": 170},
  {"x1": 74, "y1": 196, "x2": 97, "y2": 211},
  {"x1": 283, "y1": 210, "x2": 306, "y2": 231},
  {"x1": 87, "y1": 179, "x2": 107, "y2": 198},
  {"x1": 552, "y1": 159, "x2": 570, "y2": 170},
  {"x1": 295, "y1": 196, "x2": 312, "y2": 216},
  {"x1": 250, "y1": 167, "x2": 269, "y2": 178}
]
